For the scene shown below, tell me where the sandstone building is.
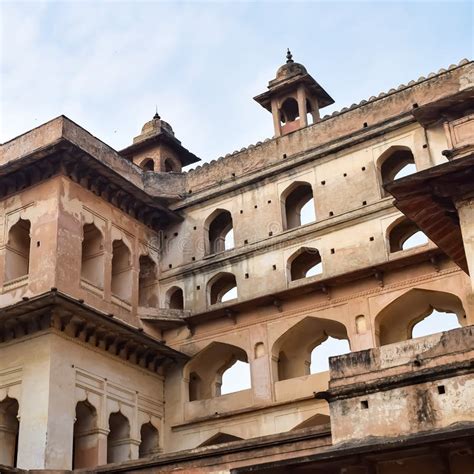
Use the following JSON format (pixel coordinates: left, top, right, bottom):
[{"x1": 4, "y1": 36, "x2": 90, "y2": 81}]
[{"x1": 0, "y1": 53, "x2": 473, "y2": 473}]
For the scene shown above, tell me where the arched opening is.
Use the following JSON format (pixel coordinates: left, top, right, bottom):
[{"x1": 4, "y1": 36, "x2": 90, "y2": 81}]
[
  {"x1": 206, "y1": 209, "x2": 234, "y2": 254},
  {"x1": 272, "y1": 317, "x2": 349, "y2": 381},
  {"x1": 310, "y1": 336, "x2": 351, "y2": 373},
  {"x1": 81, "y1": 223, "x2": 104, "y2": 288},
  {"x1": 378, "y1": 146, "x2": 416, "y2": 196},
  {"x1": 198, "y1": 432, "x2": 243, "y2": 447},
  {"x1": 221, "y1": 360, "x2": 252, "y2": 395},
  {"x1": 185, "y1": 342, "x2": 250, "y2": 401},
  {"x1": 5, "y1": 218, "x2": 31, "y2": 282},
  {"x1": 140, "y1": 158, "x2": 155, "y2": 172},
  {"x1": 138, "y1": 255, "x2": 157, "y2": 307},
  {"x1": 281, "y1": 182, "x2": 315, "y2": 230},
  {"x1": 375, "y1": 289, "x2": 465, "y2": 346},
  {"x1": 139, "y1": 422, "x2": 159, "y2": 458},
  {"x1": 288, "y1": 247, "x2": 322, "y2": 281},
  {"x1": 0, "y1": 397, "x2": 19, "y2": 467},
  {"x1": 111, "y1": 240, "x2": 132, "y2": 302},
  {"x1": 280, "y1": 97, "x2": 299, "y2": 124},
  {"x1": 164, "y1": 158, "x2": 180, "y2": 173},
  {"x1": 208, "y1": 272, "x2": 238, "y2": 305},
  {"x1": 388, "y1": 217, "x2": 429, "y2": 252},
  {"x1": 107, "y1": 411, "x2": 131, "y2": 464},
  {"x1": 412, "y1": 309, "x2": 461, "y2": 339},
  {"x1": 166, "y1": 286, "x2": 184, "y2": 310},
  {"x1": 73, "y1": 400, "x2": 99, "y2": 469}
]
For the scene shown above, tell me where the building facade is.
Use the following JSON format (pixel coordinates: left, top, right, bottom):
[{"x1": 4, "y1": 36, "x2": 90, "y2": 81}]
[{"x1": 0, "y1": 54, "x2": 473, "y2": 473}]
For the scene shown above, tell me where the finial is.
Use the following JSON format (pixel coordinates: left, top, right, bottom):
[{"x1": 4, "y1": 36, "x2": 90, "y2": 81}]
[
  {"x1": 286, "y1": 48, "x2": 293, "y2": 64},
  {"x1": 153, "y1": 106, "x2": 160, "y2": 120}
]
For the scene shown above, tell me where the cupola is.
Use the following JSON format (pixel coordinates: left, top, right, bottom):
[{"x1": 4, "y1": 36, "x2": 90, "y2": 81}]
[
  {"x1": 254, "y1": 50, "x2": 334, "y2": 137},
  {"x1": 120, "y1": 112, "x2": 200, "y2": 173}
]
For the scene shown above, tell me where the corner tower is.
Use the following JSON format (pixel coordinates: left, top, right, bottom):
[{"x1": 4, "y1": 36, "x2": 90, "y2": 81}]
[
  {"x1": 254, "y1": 50, "x2": 334, "y2": 137},
  {"x1": 120, "y1": 112, "x2": 200, "y2": 172}
]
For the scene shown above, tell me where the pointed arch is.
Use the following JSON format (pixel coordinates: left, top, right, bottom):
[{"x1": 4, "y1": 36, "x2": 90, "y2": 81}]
[
  {"x1": 375, "y1": 289, "x2": 465, "y2": 346},
  {"x1": 73, "y1": 400, "x2": 99, "y2": 469},
  {"x1": 290, "y1": 413, "x2": 330, "y2": 431},
  {"x1": 272, "y1": 316, "x2": 349, "y2": 381},
  {"x1": 166, "y1": 286, "x2": 184, "y2": 310},
  {"x1": 184, "y1": 341, "x2": 249, "y2": 401},
  {"x1": 140, "y1": 158, "x2": 155, "y2": 172},
  {"x1": 377, "y1": 145, "x2": 416, "y2": 196},
  {"x1": 207, "y1": 272, "x2": 237, "y2": 305},
  {"x1": 204, "y1": 209, "x2": 234, "y2": 254},
  {"x1": 387, "y1": 216, "x2": 428, "y2": 252},
  {"x1": 5, "y1": 218, "x2": 31, "y2": 282},
  {"x1": 139, "y1": 422, "x2": 159, "y2": 458},
  {"x1": 287, "y1": 247, "x2": 322, "y2": 281},
  {"x1": 281, "y1": 181, "x2": 315, "y2": 230},
  {"x1": 107, "y1": 411, "x2": 131, "y2": 463},
  {"x1": 81, "y1": 223, "x2": 104, "y2": 289},
  {"x1": 198, "y1": 432, "x2": 243, "y2": 447},
  {"x1": 111, "y1": 239, "x2": 132, "y2": 302},
  {"x1": 0, "y1": 396, "x2": 19, "y2": 467}
]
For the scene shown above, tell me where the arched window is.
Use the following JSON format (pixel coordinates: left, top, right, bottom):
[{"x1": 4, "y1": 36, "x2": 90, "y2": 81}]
[
  {"x1": 280, "y1": 97, "x2": 299, "y2": 124},
  {"x1": 138, "y1": 255, "x2": 157, "y2": 307},
  {"x1": 140, "y1": 158, "x2": 155, "y2": 172},
  {"x1": 164, "y1": 158, "x2": 180, "y2": 172},
  {"x1": 185, "y1": 342, "x2": 250, "y2": 401},
  {"x1": 199, "y1": 432, "x2": 243, "y2": 447},
  {"x1": 5, "y1": 218, "x2": 31, "y2": 282},
  {"x1": 281, "y1": 182, "x2": 315, "y2": 230},
  {"x1": 221, "y1": 360, "x2": 251, "y2": 395},
  {"x1": 205, "y1": 209, "x2": 234, "y2": 254},
  {"x1": 166, "y1": 286, "x2": 184, "y2": 310},
  {"x1": 208, "y1": 272, "x2": 238, "y2": 305},
  {"x1": 378, "y1": 146, "x2": 416, "y2": 196},
  {"x1": 375, "y1": 289, "x2": 465, "y2": 346},
  {"x1": 73, "y1": 401, "x2": 99, "y2": 469},
  {"x1": 388, "y1": 217, "x2": 428, "y2": 252},
  {"x1": 310, "y1": 336, "x2": 351, "y2": 373},
  {"x1": 111, "y1": 240, "x2": 132, "y2": 302},
  {"x1": 272, "y1": 317, "x2": 349, "y2": 381},
  {"x1": 0, "y1": 397, "x2": 19, "y2": 467},
  {"x1": 288, "y1": 247, "x2": 322, "y2": 281},
  {"x1": 139, "y1": 422, "x2": 159, "y2": 458},
  {"x1": 81, "y1": 223, "x2": 104, "y2": 289},
  {"x1": 107, "y1": 412, "x2": 131, "y2": 464}
]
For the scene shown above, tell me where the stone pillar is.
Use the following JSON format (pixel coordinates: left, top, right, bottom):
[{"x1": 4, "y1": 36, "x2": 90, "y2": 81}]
[
  {"x1": 270, "y1": 98, "x2": 282, "y2": 137},
  {"x1": 249, "y1": 330, "x2": 274, "y2": 403},
  {"x1": 456, "y1": 197, "x2": 474, "y2": 293},
  {"x1": 296, "y1": 86, "x2": 308, "y2": 128}
]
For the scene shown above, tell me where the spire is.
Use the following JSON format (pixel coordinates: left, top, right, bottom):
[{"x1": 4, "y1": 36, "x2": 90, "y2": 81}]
[
  {"x1": 286, "y1": 48, "x2": 294, "y2": 64},
  {"x1": 153, "y1": 106, "x2": 160, "y2": 120}
]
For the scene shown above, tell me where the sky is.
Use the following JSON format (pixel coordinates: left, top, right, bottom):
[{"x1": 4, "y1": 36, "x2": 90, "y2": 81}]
[
  {"x1": 1, "y1": 1, "x2": 471, "y2": 393},
  {"x1": 1, "y1": 1, "x2": 473, "y2": 166}
]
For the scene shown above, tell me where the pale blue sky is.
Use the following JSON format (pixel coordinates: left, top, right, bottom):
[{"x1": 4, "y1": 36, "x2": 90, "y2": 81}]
[{"x1": 1, "y1": 1, "x2": 473, "y2": 164}]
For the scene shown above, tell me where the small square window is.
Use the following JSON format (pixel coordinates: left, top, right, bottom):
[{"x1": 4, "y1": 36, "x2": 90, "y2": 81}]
[{"x1": 361, "y1": 400, "x2": 369, "y2": 409}]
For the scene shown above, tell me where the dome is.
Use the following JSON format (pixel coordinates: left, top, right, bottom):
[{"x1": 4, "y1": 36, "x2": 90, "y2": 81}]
[
  {"x1": 140, "y1": 112, "x2": 175, "y2": 137},
  {"x1": 275, "y1": 49, "x2": 307, "y2": 82}
]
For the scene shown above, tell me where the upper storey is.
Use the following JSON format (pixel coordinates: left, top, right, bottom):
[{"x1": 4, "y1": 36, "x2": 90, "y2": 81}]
[{"x1": 254, "y1": 50, "x2": 334, "y2": 137}]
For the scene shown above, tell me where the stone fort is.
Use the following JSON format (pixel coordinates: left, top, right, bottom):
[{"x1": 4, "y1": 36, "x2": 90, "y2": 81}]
[{"x1": 0, "y1": 53, "x2": 473, "y2": 473}]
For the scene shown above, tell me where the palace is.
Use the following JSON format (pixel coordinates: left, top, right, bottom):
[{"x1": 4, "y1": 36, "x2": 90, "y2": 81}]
[{"x1": 1, "y1": 53, "x2": 473, "y2": 473}]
